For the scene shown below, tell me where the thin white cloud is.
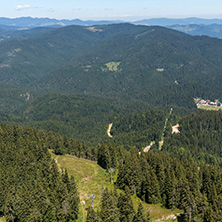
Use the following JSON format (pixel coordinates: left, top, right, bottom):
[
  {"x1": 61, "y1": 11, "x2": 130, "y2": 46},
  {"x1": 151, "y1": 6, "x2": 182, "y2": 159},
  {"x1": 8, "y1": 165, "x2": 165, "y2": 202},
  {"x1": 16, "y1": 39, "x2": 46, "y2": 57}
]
[{"x1": 14, "y1": 5, "x2": 31, "y2": 11}]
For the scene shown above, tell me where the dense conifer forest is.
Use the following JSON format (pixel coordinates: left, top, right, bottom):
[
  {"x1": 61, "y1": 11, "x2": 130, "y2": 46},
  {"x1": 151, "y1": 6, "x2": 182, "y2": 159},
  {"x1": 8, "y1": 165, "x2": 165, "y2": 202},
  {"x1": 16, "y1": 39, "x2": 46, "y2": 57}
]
[
  {"x1": 163, "y1": 110, "x2": 222, "y2": 164},
  {"x1": 1, "y1": 22, "x2": 222, "y2": 221},
  {"x1": 0, "y1": 124, "x2": 79, "y2": 221},
  {"x1": 2, "y1": 105, "x2": 222, "y2": 222}
]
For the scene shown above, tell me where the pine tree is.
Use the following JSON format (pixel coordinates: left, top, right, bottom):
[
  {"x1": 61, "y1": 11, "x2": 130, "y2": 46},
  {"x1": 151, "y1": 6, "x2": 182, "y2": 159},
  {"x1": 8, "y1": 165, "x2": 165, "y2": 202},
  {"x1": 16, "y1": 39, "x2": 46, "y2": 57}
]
[
  {"x1": 67, "y1": 175, "x2": 79, "y2": 221},
  {"x1": 180, "y1": 184, "x2": 196, "y2": 222},
  {"x1": 133, "y1": 202, "x2": 145, "y2": 222},
  {"x1": 118, "y1": 190, "x2": 135, "y2": 222},
  {"x1": 203, "y1": 207, "x2": 216, "y2": 222},
  {"x1": 53, "y1": 133, "x2": 65, "y2": 155},
  {"x1": 97, "y1": 144, "x2": 110, "y2": 169},
  {"x1": 146, "y1": 209, "x2": 151, "y2": 222},
  {"x1": 100, "y1": 188, "x2": 120, "y2": 222},
  {"x1": 62, "y1": 169, "x2": 70, "y2": 192},
  {"x1": 116, "y1": 149, "x2": 142, "y2": 195},
  {"x1": 4, "y1": 189, "x2": 17, "y2": 222},
  {"x1": 86, "y1": 206, "x2": 101, "y2": 222},
  {"x1": 141, "y1": 165, "x2": 160, "y2": 204},
  {"x1": 164, "y1": 167, "x2": 178, "y2": 208}
]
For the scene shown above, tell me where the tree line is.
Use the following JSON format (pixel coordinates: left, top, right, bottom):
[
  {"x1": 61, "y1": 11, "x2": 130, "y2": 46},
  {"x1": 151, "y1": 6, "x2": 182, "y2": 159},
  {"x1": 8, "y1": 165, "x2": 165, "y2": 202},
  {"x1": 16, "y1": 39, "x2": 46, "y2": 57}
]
[
  {"x1": 163, "y1": 110, "x2": 222, "y2": 165},
  {"x1": 0, "y1": 123, "x2": 79, "y2": 221},
  {"x1": 115, "y1": 148, "x2": 222, "y2": 221},
  {"x1": 86, "y1": 187, "x2": 150, "y2": 222}
]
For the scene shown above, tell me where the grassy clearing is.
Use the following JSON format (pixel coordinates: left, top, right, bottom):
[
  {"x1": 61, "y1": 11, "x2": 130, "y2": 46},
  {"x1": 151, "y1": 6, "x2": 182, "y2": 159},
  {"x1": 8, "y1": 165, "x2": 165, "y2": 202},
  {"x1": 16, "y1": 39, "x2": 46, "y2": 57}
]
[
  {"x1": 50, "y1": 151, "x2": 182, "y2": 221},
  {"x1": 105, "y1": 61, "x2": 121, "y2": 72},
  {"x1": 50, "y1": 151, "x2": 113, "y2": 221},
  {"x1": 198, "y1": 105, "x2": 222, "y2": 111},
  {"x1": 86, "y1": 27, "x2": 103, "y2": 32},
  {"x1": 131, "y1": 196, "x2": 182, "y2": 221},
  {"x1": 0, "y1": 217, "x2": 5, "y2": 222}
]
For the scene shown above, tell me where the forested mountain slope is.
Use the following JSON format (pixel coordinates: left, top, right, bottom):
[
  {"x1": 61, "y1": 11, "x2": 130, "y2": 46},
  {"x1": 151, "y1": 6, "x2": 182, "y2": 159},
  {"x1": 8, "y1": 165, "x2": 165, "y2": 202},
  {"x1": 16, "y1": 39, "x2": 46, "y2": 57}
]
[
  {"x1": 15, "y1": 93, "x2": 154, "y2": 144},
  {"x1": 163, "y1": 110, "x2": 222, "y2": 164},
  {"x1": 0, "y1": 123, "x2": 79, "y2": 221},
  {"x1": 116, "y1": 148, "x2": 222, "y2": 221},
  {"x1": 1, "y1": 23, "x2": 222, "y2": 110},
  {"x1": 1, "y1": 21, "x2": 222, "y2": 222},
  {"x1": 32, "y1": 24, "x2": 222, "y2": 107},
  {"x1": 0, "y1": 25, "x2": 104, "y2": 86},
  {"x1": 110, "y1": 109, "x2": 168, "y2": 150},
  {"x1": 0, "y1": 26, "x2": 56, "y2": 42}
]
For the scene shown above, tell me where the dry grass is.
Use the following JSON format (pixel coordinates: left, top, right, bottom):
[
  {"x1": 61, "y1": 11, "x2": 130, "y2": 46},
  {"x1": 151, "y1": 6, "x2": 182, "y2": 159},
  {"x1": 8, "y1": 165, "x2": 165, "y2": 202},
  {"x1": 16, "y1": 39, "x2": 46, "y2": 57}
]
[
  {"x1": 49, "y1": 151, "x2": 183, "y2": 221},
  {"x1": 105, "y1": 62, "x2": 121, "y2": 72},
  {"x1": 198, "y1": 105, "x2": 222, "y2": 111},
  {"x1": 50, "y1": 152, "x2": 113, "y2": 210}
]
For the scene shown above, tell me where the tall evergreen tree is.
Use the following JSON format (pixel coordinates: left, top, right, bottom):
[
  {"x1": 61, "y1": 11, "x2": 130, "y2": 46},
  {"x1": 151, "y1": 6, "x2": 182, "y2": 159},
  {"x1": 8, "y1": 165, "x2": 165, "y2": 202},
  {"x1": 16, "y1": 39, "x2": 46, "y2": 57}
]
[
  {"x1": 67, "y1": 175, "x2": 79, "y2": 221},
  {"x1": 118, "y1": 190, "x2": 135, "y2": 222},
  {"x1": 133, "y1": 202, "x2": 145, "y2": 222},
  {"x1": 146, "y1": 209, "x2": 151, "y2": 222},
  {"x1": 86, "y1": 206, "x2": 101, "y2": 222},
  {"x1": 100, "y1": 188, "x2": 120, "y2": 222},
  {"x1": 97, "y1": 144, "x2": 110, "y2": 169}
]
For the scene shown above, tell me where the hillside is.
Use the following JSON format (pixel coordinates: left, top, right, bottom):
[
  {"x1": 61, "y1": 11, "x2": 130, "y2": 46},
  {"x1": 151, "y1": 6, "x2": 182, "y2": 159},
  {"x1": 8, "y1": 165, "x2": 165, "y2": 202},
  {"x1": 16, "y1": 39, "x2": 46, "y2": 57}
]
[
  {"x1": 2, "y1": 17, "x2": 222, "y2": 28},
  {"x1": 1, "y1": 23, "x2": 222, "y2": 110},
  {"x1": 14, "y1": 93, "x2": 157, "y2": 144},
  {"x1": 0, "y1": 124, "x2": 79, "y2": 221},
  {"x1": 110, "y1": 108, "x2": 168, "y2": 150},
  {"x1": 3, "y1": 23, "x2": 222, "y2": 146},
  {"x1": 1, "y1": 21, "x2": 222, "y2": 222},
  {"x1": 9, "y1": 92, "x2": 191, "y2": 148},
  {"x1": 0, "y1": 119, "x2": 221, "y2": 221},
  {"x1": 32, "y1": 24, "x2": 222, "y2": 108},
  {"x1": 0, "y1": 25, "x2": 105, "y2": 86},
  {"x1": 169, "y1": 24, "x2": 222, "y2": 38},
  {"x1": 134, "y1": 17, "x2": 222, "y2": 26},
  {"x1": 0, "y1": 83, "x2": 33, "y2": 114},
  {"x1": 0, "y1": 17, "x2": 124, "y2": 28},
  {"x1": 163, "y1": 110, "x2": 222, "y2": 164},
  {"x1": 50, "y1": 151, "x2": 183, "y2": 222},
  {"x1": 0, "y1": 26, "x2": 56, "y2": 42}
]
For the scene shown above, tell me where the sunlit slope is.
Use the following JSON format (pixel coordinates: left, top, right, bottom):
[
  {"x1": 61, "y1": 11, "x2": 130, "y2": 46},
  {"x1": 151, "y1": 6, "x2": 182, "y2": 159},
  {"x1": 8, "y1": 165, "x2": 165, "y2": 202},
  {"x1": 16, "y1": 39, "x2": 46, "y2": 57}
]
[
  {"x1": 50, "y1": 151, "x2": 182, "y2": 221},
  {"x1": 0, "y1": 25, "x2": 103, "y2": 86},
  {"x1": 34, "y1": 24, "x2": 222, "y2": 106}
]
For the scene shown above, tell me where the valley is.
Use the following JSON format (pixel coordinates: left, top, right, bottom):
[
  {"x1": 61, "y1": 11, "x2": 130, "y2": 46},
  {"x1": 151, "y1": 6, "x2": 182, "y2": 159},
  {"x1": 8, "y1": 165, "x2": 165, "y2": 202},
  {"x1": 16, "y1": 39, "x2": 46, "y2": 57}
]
[{"x1": 0, "y1": 21, "x2": 222, "y2": 221}]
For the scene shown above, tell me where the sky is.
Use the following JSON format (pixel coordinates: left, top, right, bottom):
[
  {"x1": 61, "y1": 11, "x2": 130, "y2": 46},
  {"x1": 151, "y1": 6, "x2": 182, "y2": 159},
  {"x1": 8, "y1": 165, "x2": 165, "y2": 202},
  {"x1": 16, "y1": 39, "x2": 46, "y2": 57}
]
[{"x1": 2, "y1": 0, "x2": 222, "y2": 21}]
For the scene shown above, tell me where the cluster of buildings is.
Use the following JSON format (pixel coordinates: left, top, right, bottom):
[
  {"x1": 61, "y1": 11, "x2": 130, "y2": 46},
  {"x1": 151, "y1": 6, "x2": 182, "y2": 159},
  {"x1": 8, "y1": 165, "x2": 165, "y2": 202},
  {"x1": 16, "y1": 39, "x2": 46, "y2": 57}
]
[{"x1": 194, "y1": 98, "x2": 222, "y2": 108}]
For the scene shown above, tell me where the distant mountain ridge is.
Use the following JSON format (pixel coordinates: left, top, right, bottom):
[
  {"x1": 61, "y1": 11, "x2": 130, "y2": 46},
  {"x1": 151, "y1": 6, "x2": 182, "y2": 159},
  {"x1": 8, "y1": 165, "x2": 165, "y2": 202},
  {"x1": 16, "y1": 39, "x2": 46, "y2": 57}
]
[
  {"x1": 134, "y1": 17, "x2": 222, "y2": 26},
  {"x1": 3, "y1": 16, "x2": 222, "y2": 39},
  {"x1": 3, "y1": 17, "x2": 222, "y2": 28},
  {"x1": 0, "y1": 17, "x2": 124, "y2": 28},
  {"x1": 168, "y1": 24, "x2": 222, "y2": 38}
]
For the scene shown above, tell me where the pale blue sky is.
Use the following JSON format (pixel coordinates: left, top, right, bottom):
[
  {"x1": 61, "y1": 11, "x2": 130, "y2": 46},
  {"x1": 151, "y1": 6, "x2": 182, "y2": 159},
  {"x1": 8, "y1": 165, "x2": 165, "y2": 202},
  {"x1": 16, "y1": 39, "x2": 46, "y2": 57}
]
[{"x1": 2, "y1": 0, "x2": 222, "y2": 21}]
